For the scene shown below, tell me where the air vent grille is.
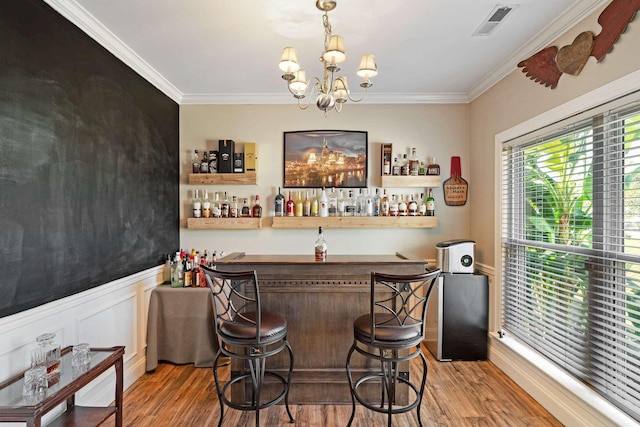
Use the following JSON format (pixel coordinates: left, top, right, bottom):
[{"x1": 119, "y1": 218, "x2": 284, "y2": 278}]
[{"x1": 473, "y1": 4, "x2": 516, "y2": 36}]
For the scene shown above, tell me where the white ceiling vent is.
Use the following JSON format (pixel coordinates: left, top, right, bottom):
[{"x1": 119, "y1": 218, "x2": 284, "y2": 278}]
[{"x1": 472, "y1": 4, "x2": 517, "y2": 36}]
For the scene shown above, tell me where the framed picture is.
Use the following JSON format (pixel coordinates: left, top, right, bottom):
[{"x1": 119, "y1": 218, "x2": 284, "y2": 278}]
[{"x1": 283, "y1": 130, "x2": 368, "y2": 188}]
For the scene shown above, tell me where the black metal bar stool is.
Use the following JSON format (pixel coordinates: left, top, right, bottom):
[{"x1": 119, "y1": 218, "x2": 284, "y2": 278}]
[
  {"x1": 203, "y1": 267, "x2": 295, "y2": 427},
  {"x1": 345, "y1": 269, "x2": 441, "y2": 427}
]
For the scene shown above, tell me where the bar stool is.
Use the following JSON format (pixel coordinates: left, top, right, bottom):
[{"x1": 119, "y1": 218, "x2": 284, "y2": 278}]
[
  {"x1": 345, "y1": 269, "x2": 441, "y2": 427},
  {"x1": 202, "y1": 267, "x2": 295, "y2": 427}
]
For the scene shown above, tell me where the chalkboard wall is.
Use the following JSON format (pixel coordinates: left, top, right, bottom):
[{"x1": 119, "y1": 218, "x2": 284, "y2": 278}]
[{"x1": 0, "y1": 0, "x2": 179, "y2": 318}]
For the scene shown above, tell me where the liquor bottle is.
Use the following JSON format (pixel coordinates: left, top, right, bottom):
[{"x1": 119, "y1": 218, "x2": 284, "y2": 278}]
[
  {"x1": 427, "y1": 157, "x2": 441, "y2": 176},
  {"x1": 345, "y1": 190, "x2": 356, "y2": 217},
  {"x1": 241, "y1": 198, "x2": 251, "y2": 217},
  {"x1": 192, "y1": 150, "x2": 200, "y2": 174},
  {"x1": 356, "y1": 189, "x2": 365, "y2": 216},
  {"x1": 328, "y1": 187, "x2": 337, "y2": 217},
  {"x1": 319, "y1": 187, "x2": 329, "y2": 217},
  {"x1": 212, "y1": 192, "x2": 221, "y2": 218},
  {"x1": 170, "y1": 252, "x2": 181, "y2": 287},
  {"x1": 295, "y1": 191, "x2": 303, "y2": 217},
  {"x1": 426, "y1": 188, "x2": 436, "y2": 216},
  {"x1": 192, "y1": 189, "x2": 201, "y2": 218},
  {"x1": 408, "y1": 194, "x2": 418, "y2": 216},
  {"x1": 389, "y1": 194, "x2": 399, "y2": 217},
  {"x1": 443, "y1": 156, "x2": 467, "y2": 205},
  {"x1": 418, "y1": 192, "x2": 427, "y2": 216},
  {"x1": 183, "y1": 253, "x2": 193, "y2": 287},
  {"x1": 201, "y1": 189, "x2": 211, "y2": 218},
  {"x1": 383, "y1": 156, "x2": 391, "y2": 175},
  {"x1": 364, "y1": 188, "x2": 373, "y2": 217},
  {"x1": 311, "y1": 189, "x2": 319, "y2": 217},
  {"x1": 373, "y1": 188, "x2": 381, "y2": 216},
  {"x1": 337, "y1": 189, "x2": 346, "y2": 217},
  {"x1": 252, "y1": 195, "x2": 262, "y2": 218},
  {"x1": 419, "y1": 161, "x2": 426, "y2": 176},
  {"x1": 409, "y1": 147, "x2": 420, "y2": 176},
  {"x1": 314, "y1": 226, "x2": 327, "y2": 262},
  {"x1": 398, "y1": 194, "x2": 408, "y2": 216},
  {"x1": 381, "y1": 189, "x2": 390, "y2": 216},
  {"x1": 192, "y1": 255, "x2": 203, "y2": 287},
  {"x1": 274, "y1": 187, "x2": 285, "y2": 217},
  {"x1": 164, "y1": 254, "x2": 172, "y2": 284},
  {"x1": 392, "y1": 157, "x2": 401, "y2": 176},
  {"x1": 221, "y1": 192, "x2": 229, "y2": 218},
  {"x1": 200, "y1": 151, "x2": 209, "y2": 174},
  {"x1": 303, "y1": 191, "x2": 311, "y2": 216},
  {"x1": 401, "y1": 154, "x2": 410, "y2": 176},
  {"x1": 286, "y1": 191, "x2": 295, "y2": 217},
  {"x1": 229, "y1": 195, "x2": 238, "y2": 218}
]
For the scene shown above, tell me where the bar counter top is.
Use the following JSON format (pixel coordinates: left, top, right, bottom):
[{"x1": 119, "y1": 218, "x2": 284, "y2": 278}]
[{"x1": 216, "y1": 252, "x2": 425, "y2": 265}]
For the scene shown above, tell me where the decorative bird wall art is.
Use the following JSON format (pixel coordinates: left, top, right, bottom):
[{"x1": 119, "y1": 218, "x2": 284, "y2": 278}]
[{"x1": 517, "y1": 0, "x2": 640, "y2": 89}]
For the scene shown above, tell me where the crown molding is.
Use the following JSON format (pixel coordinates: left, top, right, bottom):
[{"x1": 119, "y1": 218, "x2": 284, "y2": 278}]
[
  {"x1": 43, "y1": 0, "x2": 183, "y2": 104},
  {"x1": 467, "y1": 0, "x2": 610, "y2": 102},
  {"x1": 180, "y1": 92, "x2": 471, "y2": 105}
]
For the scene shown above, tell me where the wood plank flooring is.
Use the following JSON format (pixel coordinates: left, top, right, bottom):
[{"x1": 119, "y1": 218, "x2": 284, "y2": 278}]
[{"x1": 120, "y1": 344, "x2": 562, "y2": 426}]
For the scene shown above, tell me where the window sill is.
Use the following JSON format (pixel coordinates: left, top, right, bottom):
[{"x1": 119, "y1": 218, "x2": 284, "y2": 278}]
[{"x1": 489, "y1": 332, "x2": 638, "y2": 427}]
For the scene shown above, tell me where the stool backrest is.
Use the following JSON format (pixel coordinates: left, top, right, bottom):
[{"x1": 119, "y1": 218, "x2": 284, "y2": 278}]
[
  {"x1": 369, "y1": 269, "x2": 441, "y2": 347},
  {"x1": 202, "y1": 267, "x2": 262, "y2": 344}
]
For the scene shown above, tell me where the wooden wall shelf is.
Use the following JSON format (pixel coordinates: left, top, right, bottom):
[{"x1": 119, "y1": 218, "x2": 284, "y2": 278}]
[
  {"x1": 380, "y1": 175, "x2": 440, "y2": 188},
  {"x1": 188, "y1": 172, "x2": 257, "y2": 185},
  {"x1": 187, "y1": 217, "x2": 262, "y2": 229},
  {"x1": 271, "y1": 216, "x2": 437, "y2": 229}
]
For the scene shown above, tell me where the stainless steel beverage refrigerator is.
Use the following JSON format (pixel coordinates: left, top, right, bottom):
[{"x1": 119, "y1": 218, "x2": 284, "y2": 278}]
[{"x1": 425, "y1": 240, "x2": 489, "y2": 361}]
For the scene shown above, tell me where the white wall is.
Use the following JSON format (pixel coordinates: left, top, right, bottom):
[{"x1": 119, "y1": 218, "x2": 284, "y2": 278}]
[
  {"x1": 179, "y1": 103, "x2": 471, "y2": 261},
  {"x1": 0, "y1": 267, "x2": 162, "y2": 426}
]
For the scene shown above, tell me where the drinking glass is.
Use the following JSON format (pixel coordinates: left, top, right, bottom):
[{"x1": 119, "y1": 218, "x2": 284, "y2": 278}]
[{"x1": 22, "y1": 365, "x2": 47, "y2": 404}]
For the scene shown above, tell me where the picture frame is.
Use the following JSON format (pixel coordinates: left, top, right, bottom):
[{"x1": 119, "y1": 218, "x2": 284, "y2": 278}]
[{"x1": 283, "y1": 130, "x2": 368, "y2": 188}]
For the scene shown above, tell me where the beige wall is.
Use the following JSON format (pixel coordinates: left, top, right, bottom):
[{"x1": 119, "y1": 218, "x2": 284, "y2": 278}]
[
  {"x1": 469, "y1": 5, "x2": 640, "y2": 267},
  {"x1": 179, "y1": 104, "x2": 469, "y2": 260}
]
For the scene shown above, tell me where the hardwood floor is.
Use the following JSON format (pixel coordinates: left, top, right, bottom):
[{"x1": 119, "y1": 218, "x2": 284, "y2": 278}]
[{"x1": 121, "y1": 344, "x2": 563, "y2": 426}]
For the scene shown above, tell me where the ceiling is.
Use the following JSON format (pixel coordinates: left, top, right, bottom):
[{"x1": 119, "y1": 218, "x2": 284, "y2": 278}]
[{"x1": 48, "y1": 0, "x2": 609, "y2": 104}]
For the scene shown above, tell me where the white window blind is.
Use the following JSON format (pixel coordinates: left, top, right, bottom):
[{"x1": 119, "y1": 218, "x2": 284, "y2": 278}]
[{"x1": 500, "y1": 96, "x2": 640, "y2": 421}]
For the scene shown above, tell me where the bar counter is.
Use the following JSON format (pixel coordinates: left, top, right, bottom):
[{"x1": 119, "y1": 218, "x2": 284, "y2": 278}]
[{"x1": 215, "y1": 252, "x2": 427, "y2": 404}]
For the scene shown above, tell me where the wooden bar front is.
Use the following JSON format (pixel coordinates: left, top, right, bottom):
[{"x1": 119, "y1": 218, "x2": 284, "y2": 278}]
[{"x1": 215, "y1": 253, "x2": 427, "y2": 404}]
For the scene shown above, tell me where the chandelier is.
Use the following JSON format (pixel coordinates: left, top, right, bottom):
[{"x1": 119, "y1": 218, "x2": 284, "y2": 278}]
[{"x1": 278, "y1": 0, "x2": 378, "y2": 114}]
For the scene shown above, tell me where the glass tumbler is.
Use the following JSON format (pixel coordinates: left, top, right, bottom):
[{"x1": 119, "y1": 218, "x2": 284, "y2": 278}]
[
  {"x1": 22, "y1": 365, "x2": 48, "y2": 404},
  {"x1": 72, "y1": 343, "x2": 91, "y2": 367}
]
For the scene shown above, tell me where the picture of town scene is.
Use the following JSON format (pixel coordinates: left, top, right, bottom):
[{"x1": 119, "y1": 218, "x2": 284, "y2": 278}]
[{"x1": 283, "y1": 130, "x2": 367, "y2": 188}]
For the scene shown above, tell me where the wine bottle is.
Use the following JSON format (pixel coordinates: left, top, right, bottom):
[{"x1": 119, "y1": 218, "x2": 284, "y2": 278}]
[
  {"x1": 426, "y1": 188, "x2": 436, "y2": 216},
  {"x1": 286, "y1": 191, "x2": 295, "y2": 217},
  {"x1": 274, "y1": 187, "x2": 284, "y2": 217},
  {"x1": 443, "y1": 156, "x2": 467, "y2": 206}
]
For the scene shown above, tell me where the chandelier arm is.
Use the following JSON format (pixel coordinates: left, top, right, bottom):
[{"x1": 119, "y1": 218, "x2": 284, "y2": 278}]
[
  {"x1": 293, "y1": 77, "x2": 324, "y2": 110},
  {"x1": 344, "y1": 85, "x2": 370, "y2": 103}
]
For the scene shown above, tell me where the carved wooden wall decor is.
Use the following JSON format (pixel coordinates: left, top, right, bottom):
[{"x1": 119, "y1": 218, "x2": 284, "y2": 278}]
[{"x1": 517, "y1": 0, "x2": 640, "y2": 89}]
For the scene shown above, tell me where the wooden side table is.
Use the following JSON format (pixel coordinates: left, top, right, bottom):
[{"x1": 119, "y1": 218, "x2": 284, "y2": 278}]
[{"x1": 0, "y1": 345, "x2": 125, "y2": 427}]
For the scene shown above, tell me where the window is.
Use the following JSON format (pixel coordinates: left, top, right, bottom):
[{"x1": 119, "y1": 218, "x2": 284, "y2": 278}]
[{"x1": 500, "y1": 95, "x2": 640, "y2": 420}]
